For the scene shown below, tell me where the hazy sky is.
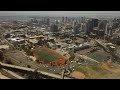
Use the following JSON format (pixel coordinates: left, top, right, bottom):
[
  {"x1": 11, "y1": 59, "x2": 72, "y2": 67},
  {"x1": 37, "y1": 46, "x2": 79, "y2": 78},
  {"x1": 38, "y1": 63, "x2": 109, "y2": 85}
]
[{"x1": 0, "y1": 11, "x2": 120, "y2": 16}]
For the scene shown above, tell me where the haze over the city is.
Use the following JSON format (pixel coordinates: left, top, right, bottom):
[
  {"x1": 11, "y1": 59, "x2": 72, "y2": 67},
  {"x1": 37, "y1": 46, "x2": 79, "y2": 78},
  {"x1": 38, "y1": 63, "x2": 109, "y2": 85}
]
[{"x1": 0, "y1": 11, "x2": 120, "y2": 17}]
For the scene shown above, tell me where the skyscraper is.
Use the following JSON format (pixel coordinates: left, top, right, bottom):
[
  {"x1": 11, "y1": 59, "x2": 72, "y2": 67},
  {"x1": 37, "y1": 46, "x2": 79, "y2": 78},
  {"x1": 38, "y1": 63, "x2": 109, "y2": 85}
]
[
  {"x1": 74, "y1": 25, "x2": 80, "y2": 35},
  {"x1": 51, "y1": 24, "x2": 59, "y2": 32},
  {"x1": 112, "y1": 22, "x2": 119, "y2": 29},
  {"x1": 105, "y1": 23, "x2": 109, "y2": 35},
  {"x1": 72, "y1": 20, "x2": 76, "y2": 27},
  {"x1": 81, "y1": 17, "x2": 85, "y2": 23},
  {"x1": 108, "y1": 25, "x2": 113, "y2": 36},
  {"x1": 31, "y1": 18, "x2": 34, "y2": 23},
  {"x1": 91, "y1": 18, "x2": 99, "y2": 27},
  {"x1": 33, "y1": 17, "x2": 38, "y2": 23},
  {"x1": 79, "y1": 18, "x2": 81, "y2": 23},
  {"x1": 46, "y1": 18, "x2": 50, "y2": 26},
  {"x1": 65, "y1": 16, "x2": 68, "y2": 23},
  {"x1": 98, "y1": 20, "x2": 108, "y2": 30},
  {"x1": 62, "y1": 17, "x2": 64, "y2": 22},
  {"x1": 105, "y1": 24, "x2": 113, "y2": 37},
  {"x1": 55, "y1": 20, "x2": 59, "y2": 25},
  {"x1": 43, "y1": 17, "x2": 50, "y2": 25},
  {"x1": 39, "y1": 21, "x2": 42, "y2": 26},
  {"x1": 80, "y1": 23, "x2": 85, "y2": 32},
  {"x1": 84, "y1": 19, "x2": 93, "y2": 35}
]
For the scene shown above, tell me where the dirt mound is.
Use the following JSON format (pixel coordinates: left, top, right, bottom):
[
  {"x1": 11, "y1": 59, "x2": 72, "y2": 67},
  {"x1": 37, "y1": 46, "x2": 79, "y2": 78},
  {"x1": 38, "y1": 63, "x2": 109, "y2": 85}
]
[{"x1": 71, "y1": 71, "x2": 85, "y2": 79}]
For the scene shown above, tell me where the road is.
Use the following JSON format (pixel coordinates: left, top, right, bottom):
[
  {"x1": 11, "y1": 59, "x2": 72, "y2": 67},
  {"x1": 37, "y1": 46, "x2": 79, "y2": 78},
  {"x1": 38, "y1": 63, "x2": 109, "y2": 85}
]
[
  {"x1": 0, "y1": 62, "x2": 73, "y2": 79},
  {"x1": 0, "y1": 72, "x2": 10, "y2": 79}
]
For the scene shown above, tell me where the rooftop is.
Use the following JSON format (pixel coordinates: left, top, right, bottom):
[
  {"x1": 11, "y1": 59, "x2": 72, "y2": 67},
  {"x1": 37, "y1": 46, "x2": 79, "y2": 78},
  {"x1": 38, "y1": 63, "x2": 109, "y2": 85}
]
[{"x1": 0, "y1": 45, "x2": 9, "y2": 50}]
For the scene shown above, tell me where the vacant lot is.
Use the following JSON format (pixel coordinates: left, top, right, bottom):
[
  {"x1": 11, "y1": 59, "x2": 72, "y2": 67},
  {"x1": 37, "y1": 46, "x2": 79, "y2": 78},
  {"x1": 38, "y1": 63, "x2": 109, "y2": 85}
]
[{"x1": 72, "y1": 61, "x2": 120, "y2": 79}]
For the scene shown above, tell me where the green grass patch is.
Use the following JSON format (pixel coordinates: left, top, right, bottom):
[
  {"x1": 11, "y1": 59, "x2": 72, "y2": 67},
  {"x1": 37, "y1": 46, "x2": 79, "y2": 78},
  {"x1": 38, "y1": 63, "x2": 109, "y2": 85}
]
[
  {"x1": 35, "y1": 50, "x2": 60, "y2": 63},
  {"x1": 89, "y1": 64, "x2": 103, "y2": 71},
  {"x1": 73, "y1": 64, "x2": 117, "y2": 79},
  {"x1": 74, "y1": 66, "x2": 88, "y2": 75}
]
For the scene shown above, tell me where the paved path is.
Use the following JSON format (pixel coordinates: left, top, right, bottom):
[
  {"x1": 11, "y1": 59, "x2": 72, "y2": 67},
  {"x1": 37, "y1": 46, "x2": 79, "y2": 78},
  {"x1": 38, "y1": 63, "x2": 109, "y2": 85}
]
[
  {"x1": 0, "y1": 62, "x2": 73, "y2": 79},
  {"x1": 0, "y1": 72, "x2": 10, "y2": 79}
]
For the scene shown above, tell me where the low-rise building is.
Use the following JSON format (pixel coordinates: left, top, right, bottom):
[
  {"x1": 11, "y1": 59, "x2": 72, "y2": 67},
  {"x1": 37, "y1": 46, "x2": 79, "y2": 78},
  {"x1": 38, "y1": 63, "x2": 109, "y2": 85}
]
[
  {"x1": 28, "y1": 39, "x2": 38, "y2": 45},
  {"x1": 0, "y1": 45, "x2": 9, "y2": 50}
]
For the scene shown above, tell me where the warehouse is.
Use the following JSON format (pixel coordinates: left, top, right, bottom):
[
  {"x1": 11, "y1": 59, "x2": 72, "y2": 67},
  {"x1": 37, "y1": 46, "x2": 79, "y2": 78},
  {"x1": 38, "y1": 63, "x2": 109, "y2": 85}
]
[{"x1": 32, "y1": 47, "x2": 65, "y2": 66}]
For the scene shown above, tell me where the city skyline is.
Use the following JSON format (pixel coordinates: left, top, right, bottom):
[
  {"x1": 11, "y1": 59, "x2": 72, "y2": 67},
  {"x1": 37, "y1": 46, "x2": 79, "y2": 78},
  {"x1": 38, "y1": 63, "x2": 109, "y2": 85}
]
[{"x1": 0, "y1": 11, "x2": 120, "y2": 17}]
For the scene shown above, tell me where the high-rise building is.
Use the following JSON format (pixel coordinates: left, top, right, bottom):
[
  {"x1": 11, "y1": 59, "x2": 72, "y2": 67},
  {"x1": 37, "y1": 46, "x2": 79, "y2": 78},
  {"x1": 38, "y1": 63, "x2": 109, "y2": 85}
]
[
  {"x1": 81, "y1": 17, "x2": 85, "y2": 23},
  {"x1": 112, "y1": 22, "x2": 119, "y2": 29},
  {"x1": 80, "y1": 23, "x2": 85, "y2": 32},
  {"x1": 43, "y1": 17, "x2": 46, "y2": 24},
  {"x1": 91, "y1": 18, "x2": 99, "y2": 27},
  {"x1": 72, "y1": 18, "x2": 74, "y2": 22},
  {"x1": 72, "y1": 20, "x2": 77, "y2": 27},
  {"x1": 73, "y1": 25, "x2": 80, "y2": 35},
  {"x1": 41, "y1": 20, "x2": 44, "y2": 25},
  {"x1": 65, "y1": 16, "x2": 68, "y2": 23},
  {"x1": 39, "y1": 21, "x2": 42, "y2": 26},
  {"x1": 33, "y1": 18, "x2": 38, "y2": 23},
  {"x1": 105, "y1": 23, "x2": 109, "y2": 35},
  {"x1": 98, "y1": 20, "x2": 108, "y2": 30},
  {"x1": 46, "y1": 18, "x2": 50, "y2": 26},
  {"x1": 108, "y1": 19, "x2": 113, "y2": 26},
  {"x1": 68, "y1": 18, "x2": 71, "y2": 22},
  {"x1": 43, "y1": 17, "x2": 50, "y2": 25},
  {"x1": 51, "y1": 24, "x2": 59, "y2": 32},
  {"x1": 116, "y1": 18, "x2": 120, "y2": 23},
  {"x1": 62, "y1": 17, "x2": 64, "y2": 22},
  {"x1": 55, "y1": 20, "x2": 59, "y2": 25},
  {"x1": 31, "y1": 18, "x2": 34, "y2": 23},
  {"x1": 105, "y1": 24, "x2": 113, "y2": 37},
  {"x1": 84, "y1": 19, "x2": 93, "y2": 35},
  {"x1": 79, "y1": 18, "x2": 81, "y2": 23},
  {"x1": 108, "y1": 25, "x2": 113, "y2": 36},
  {"x1": 98, "y1": 21, "x2": 104, "y2": 30}
]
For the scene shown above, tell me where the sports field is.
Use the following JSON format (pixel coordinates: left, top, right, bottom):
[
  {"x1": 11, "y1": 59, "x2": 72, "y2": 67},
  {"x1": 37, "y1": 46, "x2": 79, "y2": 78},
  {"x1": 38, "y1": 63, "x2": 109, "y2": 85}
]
[{"x1": 35, "y1": 49, "x2": 60, "y2": 63}]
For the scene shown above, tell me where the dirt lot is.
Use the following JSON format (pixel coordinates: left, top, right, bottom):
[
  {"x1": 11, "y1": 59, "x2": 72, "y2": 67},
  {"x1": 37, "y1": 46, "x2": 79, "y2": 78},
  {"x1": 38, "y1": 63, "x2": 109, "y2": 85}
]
[
  {"x1": 101, "y1": 61, "x2": 120, "y2": 73},
  {"x1": 71, "y1": 61, "x2": 120, "y2": 79},
  {"x1": 70, "y1": 71, "x2": 85, "y2": 79}
]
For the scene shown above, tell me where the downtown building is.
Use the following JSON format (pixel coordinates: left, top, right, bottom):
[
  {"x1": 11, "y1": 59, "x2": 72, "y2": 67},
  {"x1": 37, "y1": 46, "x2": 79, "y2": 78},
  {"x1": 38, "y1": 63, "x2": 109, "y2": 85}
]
[
  {"x1": 73, "y1": 25, "x2": 80, "y2": 35},
  {"x1": 50, "y1": 24, "x2": 59, "y2": 32}
]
